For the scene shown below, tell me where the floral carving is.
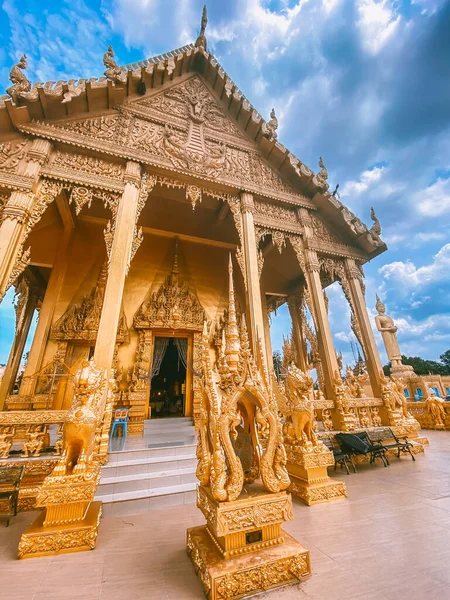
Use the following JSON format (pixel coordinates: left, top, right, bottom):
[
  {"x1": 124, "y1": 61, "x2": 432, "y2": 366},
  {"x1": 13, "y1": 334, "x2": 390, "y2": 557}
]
[
  {"x1": 52, "y1": 152, "x2": 123, "y2": 179},
  {"x1": 50, "y1": 264, "x2": 128, "y2": 342},
  {"x1": 0, "y1": 141, "x2": 27, "y2": 172}
]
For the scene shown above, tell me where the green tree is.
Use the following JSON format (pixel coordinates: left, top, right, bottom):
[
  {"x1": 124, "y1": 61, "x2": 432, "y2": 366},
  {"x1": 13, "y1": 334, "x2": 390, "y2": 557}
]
[
  {"x1": 383, "y1": 354, "x2": 450, "y2": 376},
  {"x1": 439, "y1": 349, "x2": 450, "y2": 374}
]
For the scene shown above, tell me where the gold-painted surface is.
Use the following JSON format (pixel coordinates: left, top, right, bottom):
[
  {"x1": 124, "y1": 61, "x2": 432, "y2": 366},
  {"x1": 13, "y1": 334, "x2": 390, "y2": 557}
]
[
  {"x1": 187, "y1": 526, "x2": 310, "y2": 600},
  {"x1": 18, "y1": 359, "x2": 113, "y2": 557},
  {"x1": 18, "y1": 501, "x2": 102, "y2": 559}
]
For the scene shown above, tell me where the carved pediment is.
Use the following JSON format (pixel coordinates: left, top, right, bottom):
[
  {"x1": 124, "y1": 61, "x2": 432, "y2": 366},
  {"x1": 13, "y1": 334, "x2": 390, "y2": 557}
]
[
  {"x1": 23, "y1": 75, "x2": 304, "y2": 201},
  {"x1": 134, "y1": 241, "x2": 206, "y2": 331},
  {"x1": 51, "y1": 264, "x2": 128, "y2": 342}
]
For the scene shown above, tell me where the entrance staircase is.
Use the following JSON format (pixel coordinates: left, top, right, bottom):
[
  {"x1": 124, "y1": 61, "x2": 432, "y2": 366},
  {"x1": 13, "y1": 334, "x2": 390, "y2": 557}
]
[{"x1": 96, "y1": 417, "x2": 198, "y2": 517}]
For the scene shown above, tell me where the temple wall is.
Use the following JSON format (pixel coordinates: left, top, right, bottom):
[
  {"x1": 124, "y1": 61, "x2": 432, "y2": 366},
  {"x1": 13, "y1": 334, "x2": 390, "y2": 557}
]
[{"x1": 37, "y1": 218, "x2": 241, "y2": 374}]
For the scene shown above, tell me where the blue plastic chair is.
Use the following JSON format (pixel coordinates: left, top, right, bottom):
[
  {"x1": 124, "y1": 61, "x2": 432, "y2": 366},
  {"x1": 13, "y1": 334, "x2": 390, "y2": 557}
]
[{"x1": 110, "y1": 408, "x2": 129, "y2": 439}]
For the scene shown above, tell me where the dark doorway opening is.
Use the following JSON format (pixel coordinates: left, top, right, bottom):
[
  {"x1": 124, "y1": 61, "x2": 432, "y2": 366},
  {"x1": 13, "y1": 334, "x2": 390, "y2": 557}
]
[{"x1": 150, "y1": 337, "x2": 186, "y2": 418}]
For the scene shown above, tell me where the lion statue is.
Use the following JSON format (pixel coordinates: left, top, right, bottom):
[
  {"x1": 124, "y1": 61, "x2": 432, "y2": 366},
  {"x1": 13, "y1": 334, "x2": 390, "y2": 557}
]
[
  {"x1": 54, "y1": 359, "x2": 106, "y2": 476},
  {"x1": 279, "y1": 363, "x2": 317, "y2": 446}
]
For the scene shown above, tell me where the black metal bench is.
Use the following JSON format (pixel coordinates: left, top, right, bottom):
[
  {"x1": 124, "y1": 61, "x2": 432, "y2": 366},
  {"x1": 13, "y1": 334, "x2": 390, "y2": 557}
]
[
  {"x1": 366, "y1": 428, "x2": 415, "y2": 461},
  {"x1": 322, "y1": 435, "x2": 357, "y2": 474},
  {"x1": 0, "y1": 465, "x2": 24, "y2": 526},
  {"x1": 335, "y1": 432, "x2": 390, "y2": 467}
]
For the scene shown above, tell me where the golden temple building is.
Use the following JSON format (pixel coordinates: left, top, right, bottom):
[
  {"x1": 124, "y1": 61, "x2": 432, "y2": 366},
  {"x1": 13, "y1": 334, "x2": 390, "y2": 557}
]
[{"x1": 0, "y1": 6, "x2": 442, "y2": 599}]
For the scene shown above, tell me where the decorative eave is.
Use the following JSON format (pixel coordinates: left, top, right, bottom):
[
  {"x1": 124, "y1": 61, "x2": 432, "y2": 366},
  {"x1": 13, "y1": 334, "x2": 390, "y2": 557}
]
[{"x1": 0, "y1": 44, "x2": 386, "y2": 261}]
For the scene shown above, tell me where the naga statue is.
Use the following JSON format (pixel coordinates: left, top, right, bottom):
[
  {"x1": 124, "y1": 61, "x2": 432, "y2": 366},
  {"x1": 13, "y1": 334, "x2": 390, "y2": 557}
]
[
  {"x1": 278, "y1": 363, "x2": 317, "y2": 446},
  {"x1": 103, "y1": 45, "x2": 127, "y2": 83},
  {"x1": 7, "y1": 54, "x2": 31, "y2": 104},
  {"x1": 195, "y1": 255, "x2": 290, "y2": 502},
  {"x1": 264, "y1": 108, "x2": 278, "y2": 141}
]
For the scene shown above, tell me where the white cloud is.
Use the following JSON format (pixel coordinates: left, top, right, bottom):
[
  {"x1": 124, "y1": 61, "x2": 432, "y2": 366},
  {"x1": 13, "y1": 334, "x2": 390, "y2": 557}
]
[
  {"x1": 379, "y1": 243, "x2": 450, "y2": 287},
  {"x1": 3, "y1": 0, "x2": 110, "y2": 83},
  {"x1": 415, "y1": 176, "x2": 450, "y2": 217},
  {"x1": 340, "y1": 165, "x2": 385, "y2": 197},
  {"x1": 357, "y1": 0, "x2": 401, "y2": 55}
]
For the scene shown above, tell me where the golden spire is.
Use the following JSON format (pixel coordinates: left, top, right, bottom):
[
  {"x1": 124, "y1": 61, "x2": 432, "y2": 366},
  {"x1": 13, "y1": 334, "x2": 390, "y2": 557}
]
[
  {"x1": 195, "y1": 5, "x2": 208, "y2": 50},
  {"x1": 226, "y1": 253, "x2": 240, "y2": 371}
]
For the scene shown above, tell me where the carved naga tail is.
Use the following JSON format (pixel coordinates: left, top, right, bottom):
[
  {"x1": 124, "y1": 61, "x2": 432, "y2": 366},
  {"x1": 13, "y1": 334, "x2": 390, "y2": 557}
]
[
  {"x1": 218, "y1": 405, "x2": 244, "y2": 501},
  {"x1": 195, "y1": 405, "x2": 211, "y2": 486},
  {"x1": 259, "y1": 406, "x2": 290, "y2": 493}
]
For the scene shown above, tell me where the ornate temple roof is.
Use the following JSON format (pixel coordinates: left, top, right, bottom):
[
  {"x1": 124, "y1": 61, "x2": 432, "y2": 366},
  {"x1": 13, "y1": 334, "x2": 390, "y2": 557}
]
[{"x1": 0, "y1": 8, "x2": 386, "y2": 260}]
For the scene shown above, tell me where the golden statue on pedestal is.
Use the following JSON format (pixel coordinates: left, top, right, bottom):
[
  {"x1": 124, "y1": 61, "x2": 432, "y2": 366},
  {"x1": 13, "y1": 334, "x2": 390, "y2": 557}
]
[
  {"x1": 18, "y1": 359, "x2": 111, "y2": 559},
  {"x1": 187, "y1": 256, "x2": 310, "y2": 600},
  {"x1": 276, "y1": 363, "x2": 347, "y2": 506}
]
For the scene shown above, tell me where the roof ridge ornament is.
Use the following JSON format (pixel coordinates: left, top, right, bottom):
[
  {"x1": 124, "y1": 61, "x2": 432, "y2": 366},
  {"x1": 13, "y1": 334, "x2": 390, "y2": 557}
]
[
  {"x1": 195, "y1": 5, "x2": 208, "y2": 50},
  {"x1": 7, "y1": 54, "x2": 31, "y2": 105},
  {"x1": 264, "y1": 108, "x2": 278, "y2": 141},
  {"x1": 370, "y1": 206, "x2": 381, "y2": 236},
  {"x1": 317, "y1": 156, "x2": 328, "y2": 183},
  {"x1": 103, "y1": 45, "x2": 127, "y2": 84}
]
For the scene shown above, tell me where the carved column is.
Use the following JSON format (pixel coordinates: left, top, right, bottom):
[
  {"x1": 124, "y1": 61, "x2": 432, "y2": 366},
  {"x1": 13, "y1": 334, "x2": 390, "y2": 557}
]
[
  {"x1": 287, "y1": 296, "x2": 308, "y2": 372},
  {"x1": 93, "y1": 162, "x2": 141, "y2": 372},
  {"x1": 303, "y1": 248, "x2": 339, "y2": 399},
  {"x1": 0, "y1": 140, "x2": 52, "y2": 301},
  {"x1": 345, "y1": 258, "x2": 382, "y2": 397},
  {"x1": 261, "y1": 292, "x2": 274, "y2": 371},
  {"x1": 240, "y1": 192, "x2": 267, "y2": 368},
  {"x1": 19, "y1": 225, "x2": 74, "y2": 397},
  {"x1": 0, "y1": 282, "x2": 39, "y2": 408}
]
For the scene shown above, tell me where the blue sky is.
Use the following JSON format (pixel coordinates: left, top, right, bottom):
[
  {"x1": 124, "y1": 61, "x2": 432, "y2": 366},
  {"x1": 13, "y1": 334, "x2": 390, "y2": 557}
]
[{"x1": 0, "y1": 0, "x2": 449, "y2": 368}]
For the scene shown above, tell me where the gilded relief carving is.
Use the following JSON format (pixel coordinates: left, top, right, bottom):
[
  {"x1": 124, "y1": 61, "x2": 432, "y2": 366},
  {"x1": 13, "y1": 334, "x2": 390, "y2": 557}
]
[{"x1": 51, "y1": 263, "x2": 128, "y2": 342}]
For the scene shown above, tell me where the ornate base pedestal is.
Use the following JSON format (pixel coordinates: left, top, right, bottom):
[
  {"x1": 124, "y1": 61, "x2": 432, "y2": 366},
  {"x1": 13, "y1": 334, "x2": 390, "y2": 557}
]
[
  {"x1": 286, "y1": 443, "x2": 347, "y2": 506},
  {"x1": 187, "y1": 526, "x2": 310, "y2": 600},
  {"x1": 18, "y1": 501, "x2": 102, "y2": 559},
  {"x1": 188, "y1": 485, "x2": 310, "y2": 599},
  {"x1": 18, "y1": 463, "x2": 102, "y2": 558}
]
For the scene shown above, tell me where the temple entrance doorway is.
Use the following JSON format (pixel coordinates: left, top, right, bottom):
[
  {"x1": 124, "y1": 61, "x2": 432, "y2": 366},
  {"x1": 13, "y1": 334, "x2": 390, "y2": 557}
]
[{"x1": 148, "y1": 334, "x2": 192, "y2": 419}]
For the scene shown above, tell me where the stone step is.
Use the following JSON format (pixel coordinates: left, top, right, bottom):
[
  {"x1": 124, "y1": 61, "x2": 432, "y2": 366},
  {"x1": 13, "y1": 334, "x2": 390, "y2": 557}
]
[
  {"x1": 102, "y1": 453, "x2": 197, "y2": 478},
  {"x1": 98, "y1": 465, "x2": 198, "y2": 496},
  {"x1": 107, "y1": 443, "x2": 197, "y2": 465},
  {"x1": 98, "y1": 482, "x2": 197, "y2": 516}
]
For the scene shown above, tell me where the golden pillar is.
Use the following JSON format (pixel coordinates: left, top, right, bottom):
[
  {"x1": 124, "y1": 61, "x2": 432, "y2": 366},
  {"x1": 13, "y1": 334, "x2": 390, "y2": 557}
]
[
  {"x1": 19, "y1": 223, "x2": 74, "y2": 397},
  {"x1": 287, "y1": 296, "x2": 308, "y2": 372},
  {"x1": 0, "y1": 140, "x2": 52, "y2": 301},
  {"x1": 240, "y1": 192, "x2": 268, "y2": 369},
  {"x1": 303, "y1": 248, "x2": 339, "y2": 400},
  {"x1": 0, "y1": 283, "x2": 39, "y2": 407},
  {"x1": 345, "y1": 258, "x2": 382, "y2": 398},
  {"x1": 93, "y1": 161, "x2": 141, "y2": 372}
]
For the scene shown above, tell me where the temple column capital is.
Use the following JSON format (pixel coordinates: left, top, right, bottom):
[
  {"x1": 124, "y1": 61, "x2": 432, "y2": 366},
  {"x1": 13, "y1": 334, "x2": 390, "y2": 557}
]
[
  {"x1": 124, "y1": 161, "x2": 142, "y2": 187},
  {"x1": 304, "y1": 248, "x2": 321, "y2": 273},
  {"x1": 26, "y1": 138, "x2": 52, "y2": 166},
  {"x1": 240, "y1": 191, "x2": 254, "y2": 214}
]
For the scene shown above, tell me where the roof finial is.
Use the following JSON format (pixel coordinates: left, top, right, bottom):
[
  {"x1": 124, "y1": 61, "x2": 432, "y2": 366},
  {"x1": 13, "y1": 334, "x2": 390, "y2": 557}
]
[
  {"x1": 264, "y1": 108, "x2": 278, "y2": 141},
  {"x1": 195, "y1": 5, "x2": 208, "y2": 50},
  {"x1": 6, "y1": 54, "x2": 31, "y2": 104},
  {"x1": 370, "y1": 206, "x2": 381, "y2": 236},
  {"x1": 317, "y1": 156, "x2": 328, "y2": 183}
]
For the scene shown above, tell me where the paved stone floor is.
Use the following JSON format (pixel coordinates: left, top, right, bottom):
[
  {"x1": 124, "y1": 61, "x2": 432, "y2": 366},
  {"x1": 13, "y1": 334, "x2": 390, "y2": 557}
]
[{"x1": 1, "y1": 431, "x2": 450, "y2": 600}]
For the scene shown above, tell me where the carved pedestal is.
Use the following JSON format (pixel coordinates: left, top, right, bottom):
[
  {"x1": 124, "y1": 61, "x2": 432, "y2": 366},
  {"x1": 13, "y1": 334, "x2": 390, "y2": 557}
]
[
  {"x1": 286, "y1": 442, "x2": 347, "y2": 506},
  {"x1": 18, "y1": 464, "x2": 102, "y2": 558},
  {"x1": 187, "y1": 485, "x2": 310, "y2": 600}
]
